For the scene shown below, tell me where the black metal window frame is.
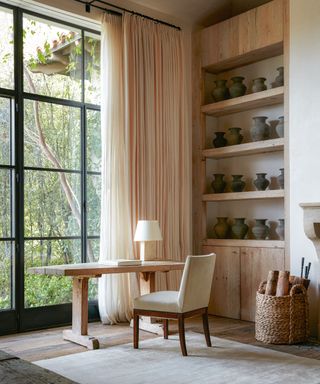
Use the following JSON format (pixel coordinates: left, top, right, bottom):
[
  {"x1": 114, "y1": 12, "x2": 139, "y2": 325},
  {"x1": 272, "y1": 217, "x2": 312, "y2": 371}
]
[{"x1": 0, "y1": 2, "x2": 101, "y2": 334}]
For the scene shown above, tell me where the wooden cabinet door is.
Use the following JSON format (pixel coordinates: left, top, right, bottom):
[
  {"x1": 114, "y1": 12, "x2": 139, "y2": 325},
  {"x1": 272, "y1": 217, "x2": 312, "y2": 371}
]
[
  {"x1": 203, "y1": 245, "x2": 240, "y2": 319},
  {"x1": 240, "y1": 247, "x2": 285, "y2": 321},
  {"x1": 201, "y1": 0, "x2": 284, "y2": 70}
]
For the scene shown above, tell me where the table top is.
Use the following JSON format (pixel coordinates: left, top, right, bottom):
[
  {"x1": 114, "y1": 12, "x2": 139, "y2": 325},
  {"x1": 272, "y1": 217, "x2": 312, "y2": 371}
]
[{"x1": 28, "y1": 260, "x2": 185, "y2": 277}]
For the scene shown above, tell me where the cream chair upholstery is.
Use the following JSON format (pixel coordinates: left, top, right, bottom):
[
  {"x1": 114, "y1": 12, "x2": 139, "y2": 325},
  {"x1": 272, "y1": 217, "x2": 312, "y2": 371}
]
[{"x1": 133, "y1": 254, "x2": 216, "y2": 356}]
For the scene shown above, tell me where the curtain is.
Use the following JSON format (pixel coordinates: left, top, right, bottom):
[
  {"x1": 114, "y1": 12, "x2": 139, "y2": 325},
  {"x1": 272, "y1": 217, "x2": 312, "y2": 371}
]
[
  {"x1": 98, "y1": 14, "x2": 138, "y2": 324},
  {"x1": 98, "y1": 12, "x2": 191, "y2": 323}
]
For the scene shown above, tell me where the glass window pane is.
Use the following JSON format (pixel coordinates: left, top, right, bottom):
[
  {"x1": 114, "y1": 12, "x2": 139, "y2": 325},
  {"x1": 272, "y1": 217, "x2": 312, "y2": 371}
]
[
  {"x1": 87, "y1": 175, "x2": 101, "y2": 238},
  {"x1": 84, "y1": 32, "x2": 100, "y2": 105},
  {"x1": 87, "y1": 238, "x2": 100, "y2": 263},
  {"x1": 0, "y1": 241, "x2": 13, "y2": 310},
  {"x1": 0, "y1": 97, "x2": 12, "y2": 166},
  {"x1": 23, "y1": 15, "x2": 82, "y2": 101},
  {"x1": 24, "y1": 239, "x2": 81, "y2": 308},
  {"x1": 24, "y1": 170, "x2": 81, "y2": 238},
  {"x1": 0, "y1": 169, "x2": 12, "y2": 239},
  {"x1": 24, "y1": 100, "x2": 81, "y2": 170},
  {"x1": 0, "y1": 8, "x2": 13, "y2": 90},
  {"x1": 86, "y1": 109, "x2": 101, "y2": 172}
]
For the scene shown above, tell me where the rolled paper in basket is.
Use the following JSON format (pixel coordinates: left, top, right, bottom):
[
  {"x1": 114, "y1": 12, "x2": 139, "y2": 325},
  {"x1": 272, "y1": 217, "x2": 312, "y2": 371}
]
[
  {"x1": 265, "y1": 270, "x2": 279, "y2": 295},
  {"x1": 289, "y1": 275, "x2": 310, "y2": 290},
  {"x1": 276, "y1": 271, "x2": 290, "y2": 296},
  {"x1": 258, "y1": 281, "x2": 267, "y2": 294}
]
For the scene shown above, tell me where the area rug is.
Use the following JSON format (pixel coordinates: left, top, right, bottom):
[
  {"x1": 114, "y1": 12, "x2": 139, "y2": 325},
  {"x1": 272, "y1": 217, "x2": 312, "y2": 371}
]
[{"x1": 35, "y1": 332, "x2": 320, "y2": 384}]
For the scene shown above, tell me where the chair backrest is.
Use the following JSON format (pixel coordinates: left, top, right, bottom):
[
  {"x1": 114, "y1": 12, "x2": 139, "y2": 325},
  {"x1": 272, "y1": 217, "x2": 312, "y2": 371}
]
[{"x1": 177, "y1": 254, "x2": 216, "y2": 313}]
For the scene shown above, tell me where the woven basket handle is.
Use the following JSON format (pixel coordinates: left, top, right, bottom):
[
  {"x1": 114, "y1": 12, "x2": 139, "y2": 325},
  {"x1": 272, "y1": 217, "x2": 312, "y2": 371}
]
[{"x1": 290, "y1": 283, "x2": 307, "y2": 296}]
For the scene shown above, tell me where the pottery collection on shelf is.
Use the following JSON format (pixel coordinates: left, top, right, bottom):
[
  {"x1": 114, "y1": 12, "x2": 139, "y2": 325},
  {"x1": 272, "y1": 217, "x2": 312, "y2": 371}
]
[
  {"x1": 229, "y1": 76, "x2": 247, "y2": 98},
  {"x1": 276, "y1": 219, "x2": 285, "y2": 240},
  {"x1": 277, "y1": 168, "x2": 284, "y2": 189},
  {"x1": 214, "y1": 217, "x2": 230, "y2": 239},
  {"x1": 250, "y1": 116, "x2": 270, "y2": 141},
  {"x1": 211, "y1": 173, "x2": 227, "y2": 193},
  {"x1": 231, "y1": 175, "x2": 246, "y2": 192},
  {"x1": 275, "y1": 116, "x2": 284, "y2": 138},
  {"x1": 252, "y1": 219, "x2": 269, "y2": 240},
  {"x1": 252, "y1": 77, "x2": 267, "y2": 93},
  {"x1": 227, "y1": 127, "x2": 243, "y2": 145},
  {"x1": 212, "y1": 79, "x2": 230, "y2": 102},
  {"x1": 213, "y1": 131, "x2": 227, "y2": 148},
  {"x1": 272, "y1": 66, "x2": 284, "y2": 88},
  {"x1": 253, "y1": 173, "x2": 270, "y2": 191},
  {"x1": 231, "y1": 218, "x2": 249, "y2": 239}
]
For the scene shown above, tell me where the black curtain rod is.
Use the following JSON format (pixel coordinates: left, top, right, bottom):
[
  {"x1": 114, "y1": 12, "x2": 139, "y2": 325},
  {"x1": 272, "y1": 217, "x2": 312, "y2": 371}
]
[{"x1": 73, "y1": 0, "x2": 181, "y2": 30}]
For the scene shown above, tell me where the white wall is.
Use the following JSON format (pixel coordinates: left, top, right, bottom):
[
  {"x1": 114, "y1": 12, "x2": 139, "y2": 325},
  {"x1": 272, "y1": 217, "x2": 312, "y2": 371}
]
[{"x1": 289, "y1": 0, "x2": 320, "y2": 336}]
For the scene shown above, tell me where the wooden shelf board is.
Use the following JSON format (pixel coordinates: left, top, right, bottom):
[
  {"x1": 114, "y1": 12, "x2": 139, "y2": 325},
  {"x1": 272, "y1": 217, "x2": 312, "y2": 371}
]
[
  {"x1": 203, "y1": 42, "x2": 283, "y2": 74},
  {"x1": 201, "y1": 87, "x2": 284, "y2": 117},
  {"x1": 203, "y1": 190, "x2": 284, "y2": 202},
  {"x1": 203, "y1": 238, "x2": 285, "y2": 249},
  {"x1": 203, "y1": 138, "x2": 284, "y2": 159}
]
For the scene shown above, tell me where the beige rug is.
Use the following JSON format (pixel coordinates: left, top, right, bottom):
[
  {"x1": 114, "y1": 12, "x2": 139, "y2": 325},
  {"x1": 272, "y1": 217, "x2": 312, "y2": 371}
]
[{"x1": 35, "y1": 332, "x2": 320, "y2": 384}]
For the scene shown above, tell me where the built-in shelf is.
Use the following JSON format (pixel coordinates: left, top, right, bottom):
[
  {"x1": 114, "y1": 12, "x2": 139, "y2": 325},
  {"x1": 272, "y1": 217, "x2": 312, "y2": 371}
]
[
  {"x1": 201, "y1": 86, "x2": 284, "y2": 117},
  {"x1": 203, "y1": 238, "x2": 285, "y2": 249},
  {"x1": 202, "y1": 138, "x2": 284, "y2": 159},
  {"x1": 203, "y1": 190, "x2": 284, "y2": 202}
]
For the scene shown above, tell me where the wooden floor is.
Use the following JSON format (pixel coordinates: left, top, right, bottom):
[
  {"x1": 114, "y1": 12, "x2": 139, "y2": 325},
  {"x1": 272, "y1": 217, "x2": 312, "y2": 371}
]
[{"x1": 1, "y1": 316, "x2": 320, "y2": 362}]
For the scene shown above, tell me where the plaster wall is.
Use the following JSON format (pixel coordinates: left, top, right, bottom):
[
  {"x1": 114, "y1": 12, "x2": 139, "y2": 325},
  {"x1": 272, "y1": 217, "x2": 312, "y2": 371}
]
[{"x1": 289, "y1": 0, "x2": 320, "y2": 336}]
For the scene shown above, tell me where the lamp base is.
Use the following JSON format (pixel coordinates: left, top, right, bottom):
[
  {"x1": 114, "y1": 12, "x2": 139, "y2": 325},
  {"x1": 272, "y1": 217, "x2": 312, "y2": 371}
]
[{"x1": 140, "y1": 241, "x2": 157, "y2": 261}]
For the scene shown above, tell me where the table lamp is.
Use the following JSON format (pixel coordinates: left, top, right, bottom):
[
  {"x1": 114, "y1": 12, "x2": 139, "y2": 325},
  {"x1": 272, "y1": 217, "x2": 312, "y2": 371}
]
[{"x1": 134, "y1": 220, "x2": 163, "y2": 261}]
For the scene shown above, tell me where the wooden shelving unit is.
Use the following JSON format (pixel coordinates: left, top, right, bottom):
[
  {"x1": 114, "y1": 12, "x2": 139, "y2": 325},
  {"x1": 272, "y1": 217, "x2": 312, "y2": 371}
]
[
  {"x1": 193, "y1": 0, "x2": 288, "y2": 322},
  {"x1": 202, "y1": 138, "x2": 284, "y2": 159},
  {"x1": 203, "y1": 238, "x2": 285, "y2": 249},
  {"x1": 203, "y1": 190, "x2": 284, "y2": 202},
  {"x1": 201, "y1": 87, "x2": 284, "y2": 117}
]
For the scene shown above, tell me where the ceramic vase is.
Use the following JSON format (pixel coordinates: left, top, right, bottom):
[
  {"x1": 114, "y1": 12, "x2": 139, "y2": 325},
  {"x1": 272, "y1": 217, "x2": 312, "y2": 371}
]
[
  {"x1": 276, "y1": 219, "x2": 285, "y2": 240},
  {"x1": 231, "y1": 174, "x2": 245, "y2": 192},
  {"x1": 229, "y1": 76, "x2": 247, "y2": 98},
  {"x1": 231, "y1": 218, "x2": 248, "y2": 239},
  {"x1": 252, "y1": 219, "x2": 269, "y2": 240},
  {"x1": 254, "y1": 173, "x2": 270, "y2": 191},
  {"x1": 250, "y1": 116, "x2": 270, "y2": 141},
  {"x1": 273, "y1": 66, "x2": 284, "y2": 87},
  {"x1": 213, "y1": 131, "x2": 227, "y2": 148},
  {"x1": 227, "y1": 127, "x2": 243, "y2": 146},
  {"x1": 275, "y1": 116, "x2": 284, "y2": 138},
  {"x1": 252, "y1": 77, "x2": 267, "y2": 93},
  {"x1": 211, "y1": 173, "x2": 227, "y2": 193},
  {"x1": 212, "y1": 80, "x2": 229, "y2": 102},
  {"x1": 277, "y1": 168, "x2": 284, "y2": 189},
  {"x1": 214, "y1": 217, "x2": 230, "y2": 239}
]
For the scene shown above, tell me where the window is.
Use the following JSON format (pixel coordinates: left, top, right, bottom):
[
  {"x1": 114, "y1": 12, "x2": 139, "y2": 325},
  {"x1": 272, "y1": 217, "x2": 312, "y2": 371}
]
[{"x1": 0, "y1": 3, "x2": 101, "y2": 331}]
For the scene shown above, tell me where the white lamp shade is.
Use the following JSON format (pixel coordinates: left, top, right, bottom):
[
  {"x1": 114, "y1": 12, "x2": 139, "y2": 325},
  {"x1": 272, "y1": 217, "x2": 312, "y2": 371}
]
[{"x1": 134, "y1": 220, "x2": 163, "y2": 242}]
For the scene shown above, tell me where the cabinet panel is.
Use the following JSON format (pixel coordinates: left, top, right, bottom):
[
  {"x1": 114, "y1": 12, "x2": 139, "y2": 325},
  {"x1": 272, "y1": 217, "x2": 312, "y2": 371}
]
[
  {"x1": 201, "y1": 0, "x2": 284, "y2": 71},
  {"x1": 255, "y1": 0, "x2": 283, "y2": 50},
  {"x1": 240, "y1": 247, "x2": 285, "y2": 321},
  {"x1": 203, "y1": 245, "x2": 240, "y2": 319}
]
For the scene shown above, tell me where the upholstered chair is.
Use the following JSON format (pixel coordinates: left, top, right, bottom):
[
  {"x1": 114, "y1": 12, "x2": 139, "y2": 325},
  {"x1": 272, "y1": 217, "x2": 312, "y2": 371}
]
[{"x1": 133, "y1": 254, "x2": 216, "y2": 356}]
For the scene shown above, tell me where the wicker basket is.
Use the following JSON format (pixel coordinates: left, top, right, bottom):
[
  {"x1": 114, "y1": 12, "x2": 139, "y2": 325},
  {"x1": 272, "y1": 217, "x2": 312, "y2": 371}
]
[{"x1": 255, "y1": 284, "x2": 309, "y2": 344}]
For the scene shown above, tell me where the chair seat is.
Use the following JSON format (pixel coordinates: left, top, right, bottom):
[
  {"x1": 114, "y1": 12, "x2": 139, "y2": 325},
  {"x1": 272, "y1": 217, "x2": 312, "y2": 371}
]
[{"x1": 134, "y1": 291, "x2": 181, "y2": 313}]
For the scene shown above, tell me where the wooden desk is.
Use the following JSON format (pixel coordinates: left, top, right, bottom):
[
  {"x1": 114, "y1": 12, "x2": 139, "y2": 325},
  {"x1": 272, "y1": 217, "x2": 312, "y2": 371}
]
[{"x1": 28, "y1": 261, "x2": 184, "y2": 349}]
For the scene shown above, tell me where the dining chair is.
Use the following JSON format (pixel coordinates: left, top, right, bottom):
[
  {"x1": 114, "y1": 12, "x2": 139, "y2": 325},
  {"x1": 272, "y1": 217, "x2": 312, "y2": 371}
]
[{"x1": 133, "y1": 253, "x2": 216, "y2": 356}]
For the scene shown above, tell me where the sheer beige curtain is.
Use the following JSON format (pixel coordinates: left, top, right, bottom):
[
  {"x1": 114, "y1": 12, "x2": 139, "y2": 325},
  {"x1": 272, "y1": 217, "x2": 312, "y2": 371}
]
[
  {"x1": 124, "y1": 14, "x2": 191, "y2": 291},
  {"x1": 99, "y1": 12, "x2": 191, "y2": 323},
  {"x1": 98, "y1": 13, "x2": 138, "y2": 324}
]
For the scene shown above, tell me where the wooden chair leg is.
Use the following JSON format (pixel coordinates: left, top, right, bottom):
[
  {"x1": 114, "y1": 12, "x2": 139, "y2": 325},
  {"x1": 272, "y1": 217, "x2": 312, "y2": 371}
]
[
  {"x1": 178, "y1": 315, "x2": 187, "y2": 356},
  {"x1": 163, "y1": 319, "x2": 169, "y2": 339},
  {"x1": 202, "y1": 308, "x2": 212, "y2": 347},
  {"x1": 133, "y1": 312, "x2": 139, "y2": 349}
]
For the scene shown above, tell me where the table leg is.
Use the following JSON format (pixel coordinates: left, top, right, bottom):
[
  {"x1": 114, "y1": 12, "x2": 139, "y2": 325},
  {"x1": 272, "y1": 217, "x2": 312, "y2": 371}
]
[{"x1": 63, "y1": 277, "x2": 99, "y2": 349}]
